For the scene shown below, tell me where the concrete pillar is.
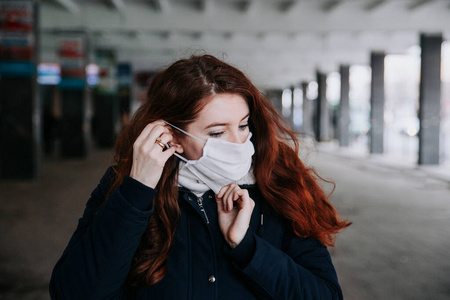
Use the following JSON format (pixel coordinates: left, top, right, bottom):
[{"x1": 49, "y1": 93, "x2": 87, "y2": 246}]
[
  {"x1": 280, "y1": 88, "x2": 294, "y2": 129},
  {"x1": 57, "y1": 32, "x2": 89, "y2": 157},
  {"x1": 289, "y1": 87, "x2": 295, "y2": 130},
  {"x1": 315, "y1": 72, "x2": 329, "y2": 141},
  {"x1": 301, "y1": 82, "x2": 313, "y2": 135},
  {"x1": 339, "y1": 65, "x2": 350, "y2": 147},
  {"x1": 40, "y1": 84, "x2": 59, "y2": 156},
  {"x1": 94, "y1": 49, "x2": 120, "y2": 148},
  {"x1": 60, "y1": 88, "x2": 88, "y2": 157},
  {"x1": 418, "y1": 34, "x2": 442, "y2": 165},
  {"x1": 118, "y1": 63, "x2": 132, "y2": 128},
  {"x1": 265, "y1": 89, "x2": 283, "y2": 116},
  {"x1": 0, "y1": 0, "x2": 40, "y2": 179},
  {"x1": 370, "y1": 52, "x2": 385, "y2": 154}
]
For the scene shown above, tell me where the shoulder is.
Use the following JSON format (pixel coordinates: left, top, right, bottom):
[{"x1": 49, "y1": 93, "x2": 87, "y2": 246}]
[
  {"x1": 89, "y1": 166, "x2": 118, "y2": 210},
  {"x1": 100, "y1": 166, "x2": 118, "y2": 186},
  {"x1": 97, "y1": 166, "x2": 118, "y2": 195}
]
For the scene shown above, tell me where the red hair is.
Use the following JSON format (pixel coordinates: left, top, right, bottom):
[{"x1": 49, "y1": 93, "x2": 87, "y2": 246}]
[{"x1": 108, "y1": 54, "x2": 350, "y2": 287}]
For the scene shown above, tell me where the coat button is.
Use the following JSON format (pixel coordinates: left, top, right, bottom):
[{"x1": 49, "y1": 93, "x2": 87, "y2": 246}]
[{"x1": 208, "y1": 275, "x2": 216, "y2": 283}]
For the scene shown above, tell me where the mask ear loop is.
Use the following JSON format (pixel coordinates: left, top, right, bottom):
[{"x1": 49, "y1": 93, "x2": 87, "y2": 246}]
[
  {"x1": 164, "y1": 149, "x2": 187, "y2": 162},
  {"x1": 162, "y1": 120, "x2": 205, "y2": 162}
]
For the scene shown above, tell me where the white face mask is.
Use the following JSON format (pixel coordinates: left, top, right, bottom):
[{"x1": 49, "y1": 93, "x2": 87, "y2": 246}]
[{"x1": 165, "y1": 121, "x2": 255, "y2": 194}]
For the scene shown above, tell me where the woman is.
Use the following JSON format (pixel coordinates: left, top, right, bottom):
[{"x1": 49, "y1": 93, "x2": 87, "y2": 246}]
[{"x1": 50, "y1": 54, "x2": 350, "y2": 299}]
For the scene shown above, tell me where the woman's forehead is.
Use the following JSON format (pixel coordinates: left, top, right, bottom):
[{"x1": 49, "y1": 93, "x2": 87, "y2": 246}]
[{"x1": 195, "y1": 94, "x2": 249, "y2": 124}]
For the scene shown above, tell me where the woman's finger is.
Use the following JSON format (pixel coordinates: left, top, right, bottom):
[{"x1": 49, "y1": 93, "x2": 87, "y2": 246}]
[
  {"x1": 143, "y1": 125, "x2": 171, "y2": 149},
  {"x1": 234, "y1": 189, "x2": 250, "y2": 209},
  {"x1": 215, "y1": 186, "x2": 230, "y2": 212},
  {"x1": 225, "y1": 184, "x2": 240, "y2": 211},
  {"x1": 160, "y1": 141, "x2": 180, "y2": 161},
  {"x1": 217, "y1": 185, "x2": 229, "y2": 199},
  {"x1": 153, "y1": 133, "x2": 173, "y2": 150},
  {"x1": 231, "y1": 187, "x2": 242, "y2": 211},
  {"x1": 217, "y1": 185, "x2": 233, "y2": 211},
  {"x1": 134, "y1": 126, "x2": 170, "y2": 159},
  {"x1": 222, "y1": 184, "x2": 234, "y2": 211},
  {"x1": 215, "y1": 193, "x2": 225, "y2": 213},
  {"x1": 223, "y1": 186, "x2": 233, "y2": 211},
  {"x1": 133, "y1": 120, "x2": 166, "y2": 148},
  {"x1": 223, "y1": 184, "x2": 237, "y2": 200}
]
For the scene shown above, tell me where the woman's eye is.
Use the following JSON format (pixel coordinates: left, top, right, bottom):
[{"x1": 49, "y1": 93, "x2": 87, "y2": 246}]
[
  {"x1": 209, "y1": 132, "x2": 224, "y2": 138},
  {"x1": 239, "y1": 124, "x2": 249, "y2": 130}
]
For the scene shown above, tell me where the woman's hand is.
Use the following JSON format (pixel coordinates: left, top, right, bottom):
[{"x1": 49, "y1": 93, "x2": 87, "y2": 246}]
[
  {"x1": 216, "y1": 184, "x2": 255, "y2": 249},
  {"x1": 130, "y1": 120, "x2": 182, "y2": 188}
]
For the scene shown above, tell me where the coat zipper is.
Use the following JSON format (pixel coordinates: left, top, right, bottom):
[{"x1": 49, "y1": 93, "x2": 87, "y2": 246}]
[{"x1": 196, "y1": 196, "x2": 210, "y2": 224}]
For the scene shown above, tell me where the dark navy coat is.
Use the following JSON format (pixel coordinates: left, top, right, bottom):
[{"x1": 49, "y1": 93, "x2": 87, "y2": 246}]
[{"x1": 50, "y1": 167, "x2": 343, "y2": 299}]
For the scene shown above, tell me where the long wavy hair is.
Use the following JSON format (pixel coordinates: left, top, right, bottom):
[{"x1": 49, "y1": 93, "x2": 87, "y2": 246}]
[{"x1": 108, "y1": 54, "x2": 350, "y2": 288}]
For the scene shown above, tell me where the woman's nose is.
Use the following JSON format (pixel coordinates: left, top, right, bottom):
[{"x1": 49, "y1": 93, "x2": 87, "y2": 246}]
[{"x1": 227, "y1": 131, "x2": 247, "y2": 144}]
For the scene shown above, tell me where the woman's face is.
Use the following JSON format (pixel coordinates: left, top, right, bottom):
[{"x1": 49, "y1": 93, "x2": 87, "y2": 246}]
[{"x1": 180, "y1": 93, "x2": 250, "y2": 160}]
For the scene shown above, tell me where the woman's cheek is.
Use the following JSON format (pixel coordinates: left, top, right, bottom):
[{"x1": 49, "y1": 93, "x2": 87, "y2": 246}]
[{"x1": 182, "y1": 140, "x2": 203, "y2": 160}]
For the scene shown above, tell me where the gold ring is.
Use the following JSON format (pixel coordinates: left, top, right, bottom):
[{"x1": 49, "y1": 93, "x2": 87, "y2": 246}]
[{"x1": 155, "y1": 137, "x2": 165, "y2": 149}]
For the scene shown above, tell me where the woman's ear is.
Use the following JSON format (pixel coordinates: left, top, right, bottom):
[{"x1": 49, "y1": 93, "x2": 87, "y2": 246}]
[{"x1": 171, "y1": 136, "x2": 184, "y2": 153}]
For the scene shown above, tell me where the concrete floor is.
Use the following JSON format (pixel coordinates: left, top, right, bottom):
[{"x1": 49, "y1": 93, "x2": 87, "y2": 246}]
[
  {"x1": 313, "y1": 148, "x2": 450, "y2": 300},
  {"x1": 0, "y1": 147, "x2": 449, "y2": 299},
  {"x1": 0, "y1": 149, "x2": 114, "y2": 300}
]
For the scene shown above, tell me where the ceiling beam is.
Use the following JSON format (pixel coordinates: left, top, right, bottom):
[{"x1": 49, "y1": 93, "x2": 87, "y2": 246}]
[
  {"x1": 109, "y1": 0, "x2": 126, "y2": 14},
  {"x1": 364, "y1": 0, "x2": 387, "y2": 11},
  {"x1": 408, "y1": 0, "x2": 434, "y2": 11},
  {"x1": 175, "y1": 30, "x2": 203, "y2": 40},
  {"x1": 279, "y1": 0, "x2": 298, "y2": 13},
  {"x1": 222, "y1": 32, "x2": 234, "y2": 40},
  {"x1": 234, "y1": 0, "x2": 253, "y2": 13},
  {"x1": 53, "y1": 0, "x2": 80, "y2": 14},
  {"x1": 199, "y1": 0, "x2": 214, "y2": 14},
  {"x1": 321, "y1": 0, "x2": 342, "y2": 12},
  {"x1": 191, "y1": 31, "x2": 203, "y2": 40},
  {"x1": 158, "y1": 31, "x2": 171, "y2": 40},
  {"x1": 255, "y1": 32, "x2": 266, "y2": 41},
  {"x1": 119, "y1": 29, "x2": 171, "y2": 41},
  {"x1": 151, "y1": 0, "x2": 170, "y2": 12}
]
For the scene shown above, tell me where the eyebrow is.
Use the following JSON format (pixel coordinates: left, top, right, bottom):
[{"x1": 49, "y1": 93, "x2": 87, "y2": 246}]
[{"x1": 204, "y1": 113, "x2": 250, "y2": 129}]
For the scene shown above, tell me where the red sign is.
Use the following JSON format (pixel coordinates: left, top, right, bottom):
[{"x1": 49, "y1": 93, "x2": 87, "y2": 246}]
[
  {"x1": 58, "y1": 39, "x2": 84, "y2": 58},
  {"x1": 58, "y1": 37, "x2": 86, "y2": 78},
  {"x1": 0, "y1": 1, "x2": 34, "y2": 60}
]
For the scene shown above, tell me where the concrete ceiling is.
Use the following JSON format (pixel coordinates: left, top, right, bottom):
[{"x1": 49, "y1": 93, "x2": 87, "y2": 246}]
[{"x1": 40, "y1": 0, "x2": 450, "y2": 89}]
